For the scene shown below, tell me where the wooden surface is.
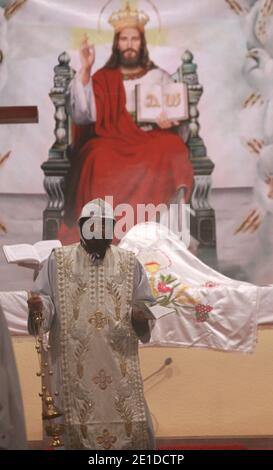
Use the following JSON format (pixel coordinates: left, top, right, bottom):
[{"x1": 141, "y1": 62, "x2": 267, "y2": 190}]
[{"x1": 0, "y1": 106, "x2": 38, "y2": 124}]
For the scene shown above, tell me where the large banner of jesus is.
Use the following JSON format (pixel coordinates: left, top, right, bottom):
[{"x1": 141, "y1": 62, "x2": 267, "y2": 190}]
[{"x1": 1, "y1": 0, "x2": 273, "y2": 286}]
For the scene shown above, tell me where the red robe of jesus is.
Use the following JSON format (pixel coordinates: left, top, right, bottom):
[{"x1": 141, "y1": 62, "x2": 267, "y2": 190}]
[{"x1": 58, "y1": 67, "x2": 193, "y2": 244}]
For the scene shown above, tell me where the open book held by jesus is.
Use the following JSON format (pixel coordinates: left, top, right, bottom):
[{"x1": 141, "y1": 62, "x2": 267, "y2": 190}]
[
  {"x1": 135, "y1": 82, "x2": 189, "y2": 123},
  {"x1": 2, "y1": 240, "x2": 62, "y2": 267}
]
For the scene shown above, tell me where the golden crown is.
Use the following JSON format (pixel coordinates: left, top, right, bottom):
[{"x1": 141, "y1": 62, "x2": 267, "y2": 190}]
[{"x1": 108, "y1": 2, "x2": 149, "y2": 32}]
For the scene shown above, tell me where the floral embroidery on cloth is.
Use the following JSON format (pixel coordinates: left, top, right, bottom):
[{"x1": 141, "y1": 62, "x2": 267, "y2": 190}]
[
  {"x1": 143, "y1": 255, "x2": 214, "y2": 323},
  {"x1": 140, "y1": 250, "x2": 215, "y2": 322}
]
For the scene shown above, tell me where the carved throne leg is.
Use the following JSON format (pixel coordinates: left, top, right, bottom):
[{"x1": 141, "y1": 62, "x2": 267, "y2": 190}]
[
  {"x1": 189, "y1": 136, "x2": 217, "y2": 268},
  {"x1": 42, "y1": 52, "x2": 75, "y2": 240},
  {"x1": 42, "y1": 175, "x2": 66, "y2": 240}
]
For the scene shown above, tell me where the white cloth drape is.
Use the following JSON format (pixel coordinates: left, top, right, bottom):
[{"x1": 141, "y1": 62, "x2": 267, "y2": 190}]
[
  {"x1": 0, "y1": 291, "x2": 29, "y2": 335},
  {"x1": 1, "y1": 223, "x2": 273, "y2": 352}
]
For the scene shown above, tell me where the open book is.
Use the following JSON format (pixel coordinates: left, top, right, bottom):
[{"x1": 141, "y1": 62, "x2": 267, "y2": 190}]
[
  {"x1": 135, "y1": 82, "x2": 188, "y2": 123},
  {"x1": 133, "y1": 301, "x2": 176, "y2": 320},
  {"x1": 2, "y1": 240, "x2": 62, "y2": 267}
]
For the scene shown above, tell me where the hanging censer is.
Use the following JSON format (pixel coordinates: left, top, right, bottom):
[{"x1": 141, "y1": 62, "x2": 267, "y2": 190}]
[{"x1": 28, "y1": 291, "x2": 65, "y2": 448}]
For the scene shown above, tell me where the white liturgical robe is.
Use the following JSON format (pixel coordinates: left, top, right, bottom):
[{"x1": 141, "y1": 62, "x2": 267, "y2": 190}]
[
  {"x1": 0, "y1": 305, "x2": 27, "y2": 449},
  {"x1": 28, "y1": 244, "x2": 155, "y2": 450}
]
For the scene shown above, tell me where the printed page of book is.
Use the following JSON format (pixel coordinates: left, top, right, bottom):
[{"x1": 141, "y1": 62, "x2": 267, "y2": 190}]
[
  {"x1": 144, "y1": 302, "x2": 176, "y2": 320},
  {"x1": 163, "y1": 82, "x2": 189, "y2": 121},
  {"x1": 133, "y1": 301, "x2": 175, "y2": 320},
  {"x1": 2, "y1": 244, "x2": 39, "y2": 264},
  {"x1": 136, "y1": 83, "x2": 162, "y2": 123},
  {"x1": 34, "y1": 240, "x2": 62, "y2": 263}
]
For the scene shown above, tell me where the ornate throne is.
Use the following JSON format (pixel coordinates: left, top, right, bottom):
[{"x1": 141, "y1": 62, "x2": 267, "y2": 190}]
[{"x1": 41, "y1": 50, "x2": 216, "y2": 263}]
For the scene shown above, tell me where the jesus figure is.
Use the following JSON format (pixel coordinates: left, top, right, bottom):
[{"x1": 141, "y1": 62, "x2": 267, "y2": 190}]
[{"x1": 58, "y1": 2, "x2": 193, "y2": 244}]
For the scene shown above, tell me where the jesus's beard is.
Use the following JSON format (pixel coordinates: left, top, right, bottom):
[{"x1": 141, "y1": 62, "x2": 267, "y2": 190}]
[{"x1": 119, "y1": 49, "x2": 141, "y2": 68}]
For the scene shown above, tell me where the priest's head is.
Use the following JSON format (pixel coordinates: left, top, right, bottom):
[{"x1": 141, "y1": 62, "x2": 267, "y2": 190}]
[{"x1": 78, "y1": 198, "x2": 116, "y2": 258}]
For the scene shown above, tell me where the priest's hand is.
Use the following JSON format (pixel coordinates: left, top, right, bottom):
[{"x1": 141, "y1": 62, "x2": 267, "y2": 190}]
[
  {"x1": 131, "y1": 309, "x2": 151, "y2": 344},
  {"x1": 132, "y1": 309, "x2": 149, "y2": 322},
  {"x1": 156, "y1": 112, "x2": 180, "y2": 129},
  {"x1": 27, "y1": 292, "x2": 43, "y2": 314},
  {"x1": 79, "y1": 34, "x2": 95, "y2": 85},
  {"x1": 27, "y1": 293, "x2": 44, "y2": 334}
]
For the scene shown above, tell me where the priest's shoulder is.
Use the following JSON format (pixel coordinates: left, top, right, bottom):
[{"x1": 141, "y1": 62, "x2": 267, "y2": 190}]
[
  {"x1": 52, "y1": 242, "x2": 80, "y2": 256},
  {"x1": 112, "y1": 245, "x2": 137, "y2": 259}
]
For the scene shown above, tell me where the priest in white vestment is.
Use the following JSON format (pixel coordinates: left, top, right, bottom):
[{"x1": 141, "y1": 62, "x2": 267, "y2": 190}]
[{"x1": 28, "y1": 199, "x2": 155, "y2": 450}]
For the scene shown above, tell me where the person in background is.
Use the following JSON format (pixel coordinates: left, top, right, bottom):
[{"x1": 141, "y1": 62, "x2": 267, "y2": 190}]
[{"x1": 0, "y1": 304, "x2": 27, "y2": 449}]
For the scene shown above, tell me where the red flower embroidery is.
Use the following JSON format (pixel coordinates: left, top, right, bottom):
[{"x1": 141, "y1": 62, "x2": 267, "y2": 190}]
[
  {"x1": 195, "y1": 304, "x2": 213, "y2": 322},
  {"x1": 203, "y1": 281, "x2": 219, "y2": 288},
  {"x1": 157, "y1": 282, "x2": 173, "y2": 293}
]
